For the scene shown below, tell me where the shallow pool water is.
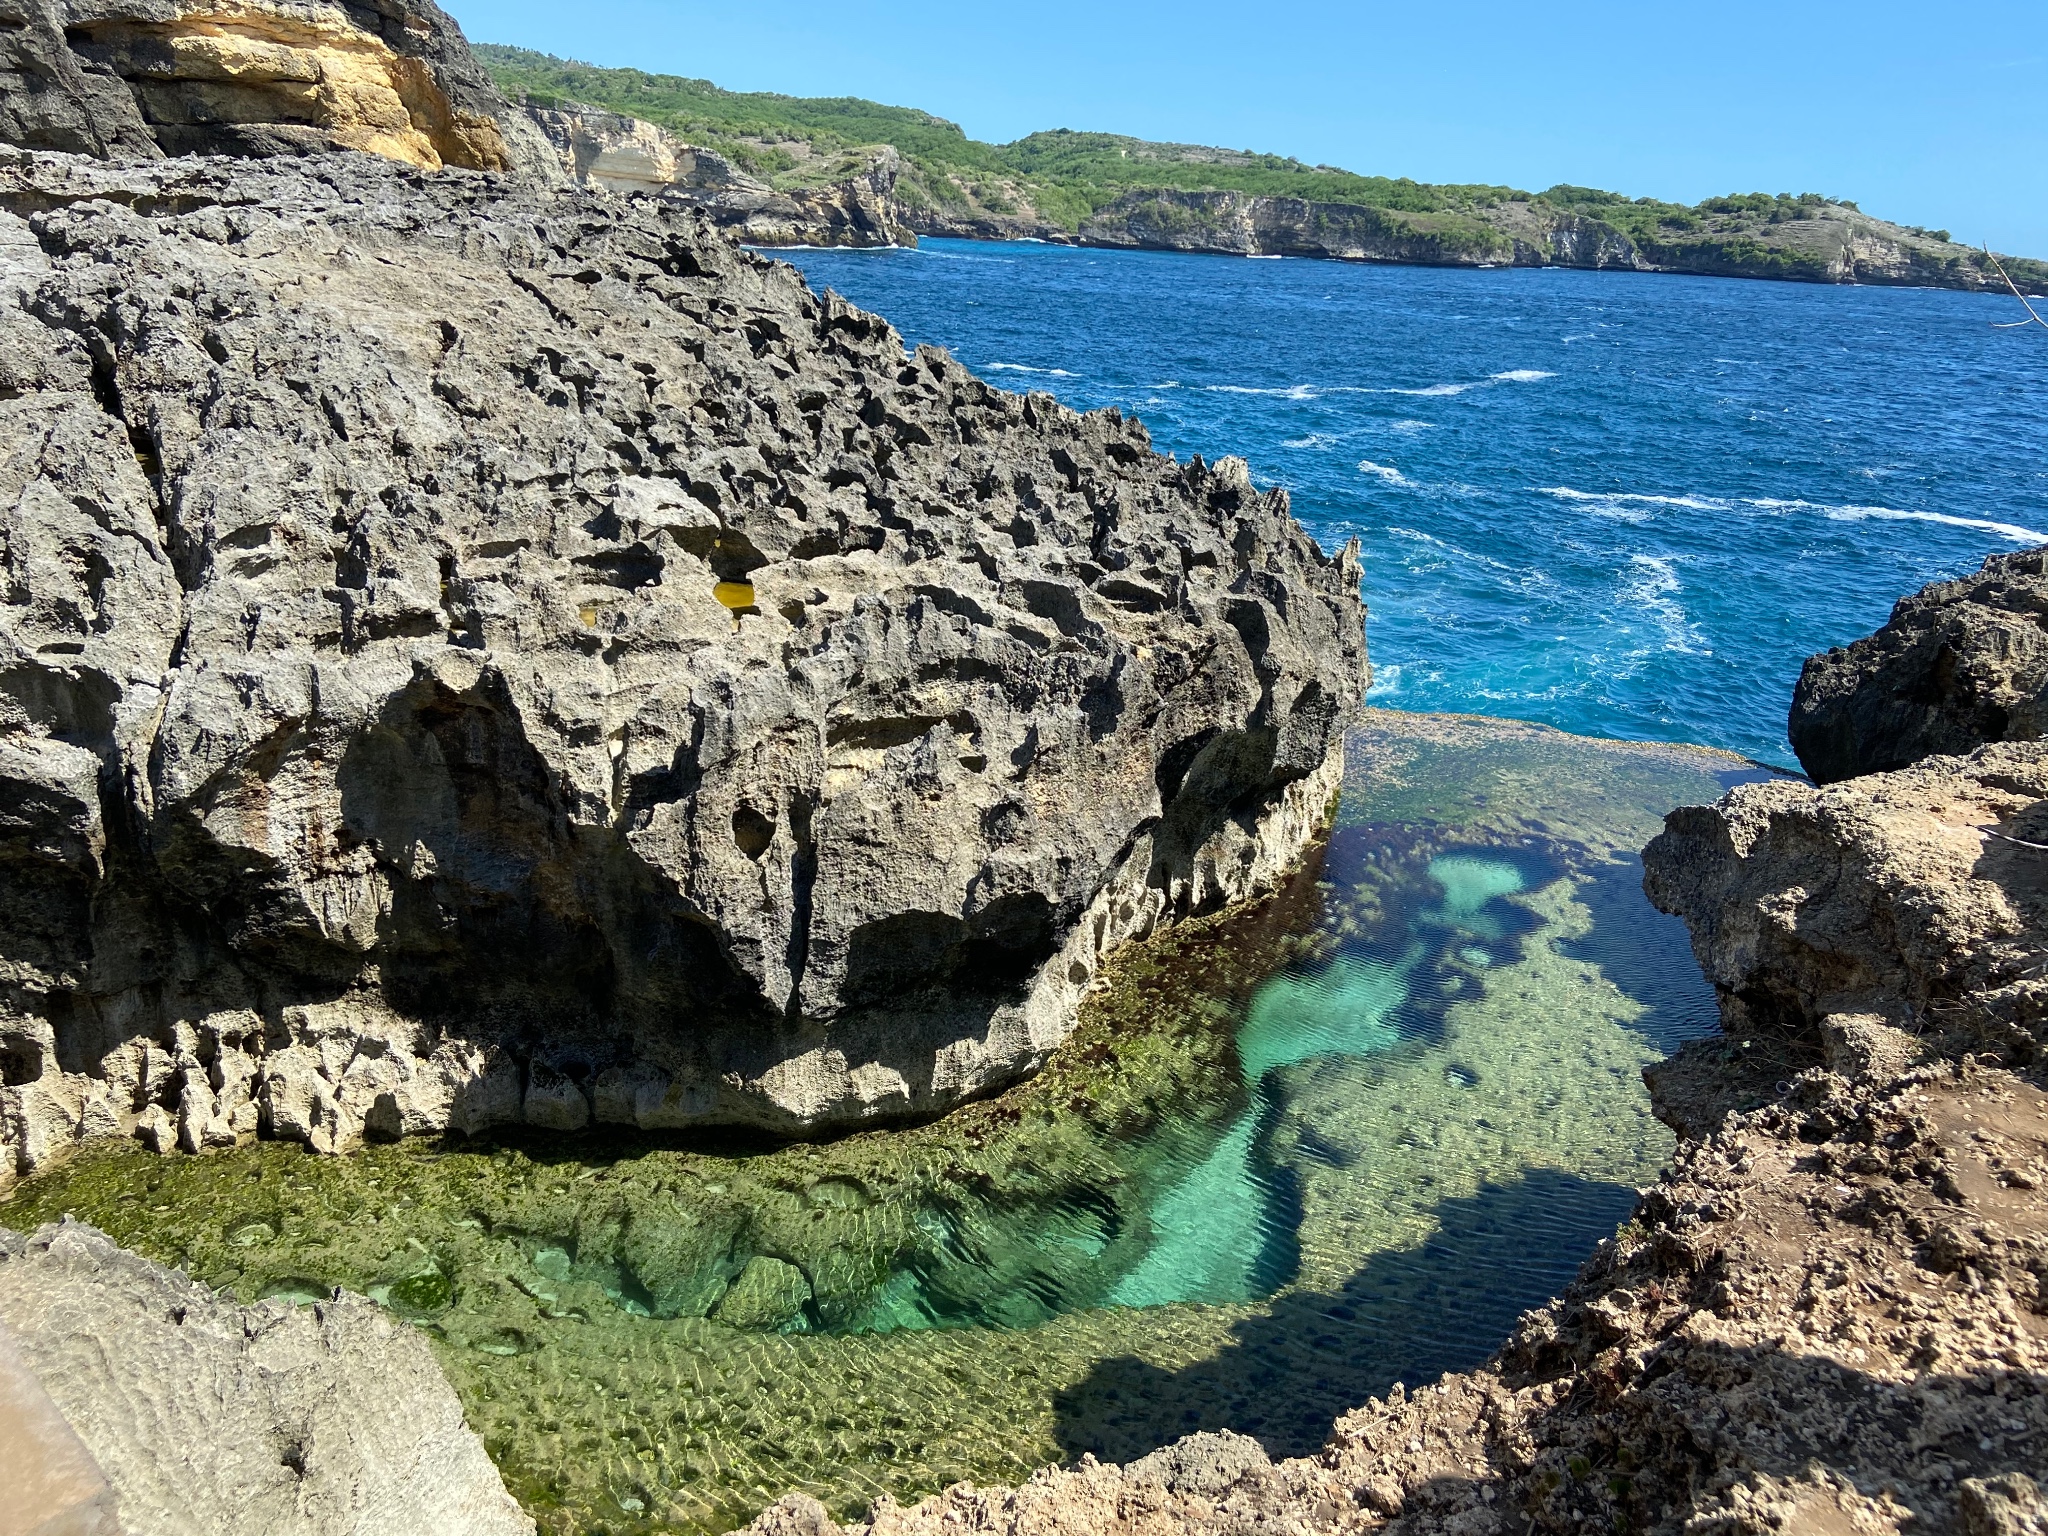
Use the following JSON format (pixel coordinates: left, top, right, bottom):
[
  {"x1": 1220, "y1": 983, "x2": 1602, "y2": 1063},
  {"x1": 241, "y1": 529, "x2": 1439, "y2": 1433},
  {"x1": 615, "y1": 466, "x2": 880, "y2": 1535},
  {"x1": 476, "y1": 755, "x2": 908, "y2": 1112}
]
[{"x1": 3, "y1": 710, "x2": 1772, "y2": 1534}]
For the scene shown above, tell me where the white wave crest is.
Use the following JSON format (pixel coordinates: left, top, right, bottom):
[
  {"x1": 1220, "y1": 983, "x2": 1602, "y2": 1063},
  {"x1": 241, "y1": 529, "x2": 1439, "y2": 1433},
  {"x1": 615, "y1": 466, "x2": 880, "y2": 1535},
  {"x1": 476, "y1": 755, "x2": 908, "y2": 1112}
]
[
  {"x1": 1537, "y1": 487, "x2": 2045, "y2": 545},
  {"x1": 1748, "y1": 499, "x2": 2045, "y2": 543},
  {"x1": 982, "y1": 362, "x2": 1079, "y2": 377},
  {"x1": 1491, "y1": 369, "x2": 1557, "y2": 383},
  {"x1": 1620, "y1": 555, "x2": 1706, "y2": 657},
  {"x1": 1358, "y1": 460, "x2": 1411, "y2": 486},
  {"x1": 1386, "y1": 382, "x2": 1474, "y2": 397},
  {"x1": 1206, "y1": 383, "x2": 1320, "y2": 399},
  {"x1": 1538, "y1": 486, "x2": 1728, "y2": 512}
]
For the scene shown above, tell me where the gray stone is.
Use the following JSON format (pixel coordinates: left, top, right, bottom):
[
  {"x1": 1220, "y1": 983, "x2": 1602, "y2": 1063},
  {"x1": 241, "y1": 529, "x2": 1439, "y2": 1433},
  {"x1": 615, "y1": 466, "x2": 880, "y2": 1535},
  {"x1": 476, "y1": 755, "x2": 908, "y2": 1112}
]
[
  {"x1": 0, "y1": 1314, "x2": 122, "y2": 1536},
  {"x1": 1644, "y1": 740, "x2": 2048, "y2": 1064},
  {"x1": 0, "y1": 143, "x2": 1365, "y2": 1184},
  {"x1": 1789, "y1": 546, "x2": 2048, "y2": 783},
  {"x1": 0, "y1": 1219, "x2": 531, "y2": 1536}
]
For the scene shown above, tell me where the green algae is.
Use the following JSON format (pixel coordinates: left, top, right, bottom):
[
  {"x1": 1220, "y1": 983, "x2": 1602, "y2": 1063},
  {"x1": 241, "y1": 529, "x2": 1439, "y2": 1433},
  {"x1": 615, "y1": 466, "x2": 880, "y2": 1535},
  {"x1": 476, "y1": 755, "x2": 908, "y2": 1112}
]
[{"x1": 2, "y1": 712, "x2": 1769, "y2": 1535}]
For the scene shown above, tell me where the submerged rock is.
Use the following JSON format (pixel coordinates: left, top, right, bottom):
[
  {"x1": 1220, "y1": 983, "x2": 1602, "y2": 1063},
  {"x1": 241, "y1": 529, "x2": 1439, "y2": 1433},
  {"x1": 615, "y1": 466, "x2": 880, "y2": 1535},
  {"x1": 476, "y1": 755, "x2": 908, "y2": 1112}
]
[
  {"x1": 0, "y1": 131, "x2": 1364, "y2": 1182},
  {"x1": 0, "y1": 1217, "x2": 532, "y2": 1535},
  {"x1": 731, "y1": 572, "x2": 2048, "y2": 1536},
  {"x1": 1789, "y1": 546, "x2": 2048, "y2": 783}
]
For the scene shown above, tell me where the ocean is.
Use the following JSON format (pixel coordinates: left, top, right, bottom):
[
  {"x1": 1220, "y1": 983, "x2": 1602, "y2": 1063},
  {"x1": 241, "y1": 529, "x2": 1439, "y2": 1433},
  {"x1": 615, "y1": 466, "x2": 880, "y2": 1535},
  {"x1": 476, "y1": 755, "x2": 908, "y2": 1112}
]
[{"x1": 779, "y1": 239, "x2": 2048, "y2": 767}]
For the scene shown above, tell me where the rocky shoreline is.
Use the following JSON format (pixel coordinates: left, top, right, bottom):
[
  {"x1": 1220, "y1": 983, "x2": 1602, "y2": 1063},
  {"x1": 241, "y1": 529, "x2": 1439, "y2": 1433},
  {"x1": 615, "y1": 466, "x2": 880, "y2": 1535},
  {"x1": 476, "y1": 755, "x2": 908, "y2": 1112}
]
[
  {"x1": 1, "y1": 5, "x2": 2043, "y2": 1532},
  {"x1": 0, "y1": 42, "x2": 1364, "y2": 1188},
  {"x1": 733, "y1": 554, "x2": 2048, "y2": 1534}
]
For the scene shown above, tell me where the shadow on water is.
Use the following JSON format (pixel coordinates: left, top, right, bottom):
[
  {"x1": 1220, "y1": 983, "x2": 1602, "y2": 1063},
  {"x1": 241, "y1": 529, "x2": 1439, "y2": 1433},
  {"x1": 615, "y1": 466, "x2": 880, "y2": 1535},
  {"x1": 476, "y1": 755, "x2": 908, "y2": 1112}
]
[
  {"x1": 1050, "y1": 1167, "x2": 1640, "y2": 1463},
  {"x1": 1558, "y1": 852, "x2": 1722, "y2": 1054}
]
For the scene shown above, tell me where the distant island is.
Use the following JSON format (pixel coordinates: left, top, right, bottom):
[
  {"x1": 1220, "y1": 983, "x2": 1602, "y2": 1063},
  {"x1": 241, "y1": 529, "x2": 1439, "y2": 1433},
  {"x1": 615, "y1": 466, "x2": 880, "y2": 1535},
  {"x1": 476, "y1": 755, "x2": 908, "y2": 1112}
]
[{"x1": 479, "y1": 44, "x2": 2047, "y2": 295}]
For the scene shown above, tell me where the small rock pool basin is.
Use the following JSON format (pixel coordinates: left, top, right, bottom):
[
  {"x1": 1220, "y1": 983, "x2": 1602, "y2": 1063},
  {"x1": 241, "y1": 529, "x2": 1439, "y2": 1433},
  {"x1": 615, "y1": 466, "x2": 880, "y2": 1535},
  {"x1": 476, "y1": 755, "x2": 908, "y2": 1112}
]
[{"x1": 3, "y1": 710, "x2": 1773, "y2": 1535}]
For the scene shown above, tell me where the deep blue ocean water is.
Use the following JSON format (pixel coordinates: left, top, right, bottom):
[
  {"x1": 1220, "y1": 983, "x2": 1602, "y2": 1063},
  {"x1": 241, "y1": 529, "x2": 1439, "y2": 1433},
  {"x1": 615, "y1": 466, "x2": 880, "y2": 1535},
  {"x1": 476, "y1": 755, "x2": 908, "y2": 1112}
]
[{"x1": 778, "y1": 240, "x2": 2048, "y2": 767}]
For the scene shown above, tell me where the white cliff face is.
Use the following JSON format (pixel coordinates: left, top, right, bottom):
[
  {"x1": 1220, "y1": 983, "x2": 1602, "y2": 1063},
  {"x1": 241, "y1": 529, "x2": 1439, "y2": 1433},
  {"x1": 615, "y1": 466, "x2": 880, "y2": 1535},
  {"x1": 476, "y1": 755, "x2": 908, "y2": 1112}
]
[{"x1": 525, "y1": 103, "x2": 757, "y2": 197}]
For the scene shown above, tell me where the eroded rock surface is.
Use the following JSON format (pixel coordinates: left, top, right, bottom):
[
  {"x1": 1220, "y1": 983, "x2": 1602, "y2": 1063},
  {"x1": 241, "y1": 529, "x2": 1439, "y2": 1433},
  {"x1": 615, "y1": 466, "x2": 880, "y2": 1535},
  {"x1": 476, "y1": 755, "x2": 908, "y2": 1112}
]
[
  {"x1": 737, "y1": 591, "x2": 2048, "y2": 1535},
  {"x1": 1790, "y1": 548, "x2": 2048, "y2": 784},
  {"x1": 0, "y1": 145, "x2": 1365, "y2": 1184},
  {"x1": 0, "y1": 0, "x2": 559, "y2": 177},
  {"x1": 1644, "y1": 741, "x2": 2048, "y2": 1069},
  {"x1": 0, "y1": 1217, "x2": 532, "y2": 1536}
]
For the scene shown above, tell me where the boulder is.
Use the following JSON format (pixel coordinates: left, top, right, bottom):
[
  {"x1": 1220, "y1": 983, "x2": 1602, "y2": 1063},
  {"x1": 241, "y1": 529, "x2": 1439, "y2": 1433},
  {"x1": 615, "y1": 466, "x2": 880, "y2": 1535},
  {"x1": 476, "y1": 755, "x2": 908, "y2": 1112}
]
[
  {"x1": 0, "y1": 1219, "x2": 531, "y2": 1536},
  {"x1": 1644, "y1": 740, "x2": 2048, "y2": 1064},
  {"x1": 0, "y1": 145, "x2": 1366, "y2": 1183},
  {"x1": 1789, "y1": 546, "x2": 2048, "y2": 783}
]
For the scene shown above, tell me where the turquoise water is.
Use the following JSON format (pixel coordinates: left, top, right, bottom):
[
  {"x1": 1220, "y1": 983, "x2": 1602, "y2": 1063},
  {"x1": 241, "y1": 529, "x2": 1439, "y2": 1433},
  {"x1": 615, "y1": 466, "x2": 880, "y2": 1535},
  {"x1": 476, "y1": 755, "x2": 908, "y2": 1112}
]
[
  {"x1": 4, "y1": 718, "x2": 1764, "y2": 1532},
  {"x1": 779, "y1": 241, "x2": 2048, "y2": 767}
]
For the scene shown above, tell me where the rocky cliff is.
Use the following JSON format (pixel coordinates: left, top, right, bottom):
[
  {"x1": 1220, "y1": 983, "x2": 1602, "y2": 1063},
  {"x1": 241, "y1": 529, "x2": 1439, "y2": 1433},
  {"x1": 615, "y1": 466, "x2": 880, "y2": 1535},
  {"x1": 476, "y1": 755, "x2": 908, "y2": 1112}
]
[
  {"x1": 1, "y1": 1217, "x2": 532, "y2": 1535},
  {"x1": 742, "y1": 570, "x2": 2048, "y2": 1533},
  {"x1": 0, "y1": 136, "x2": 1365, "y2": 1187},
  {"x1": 0, "y1": 0, "x2": 559, "y2": 177},
  {"x1": 521, "y1": 99, "x2": 916, "y2": 248},
  {"x1": 470, "y1": 49, "x2": 2048, "y2": 296},
  {"x1": 1791, "y1": 548, "x2": 2048, "y2": 784}
]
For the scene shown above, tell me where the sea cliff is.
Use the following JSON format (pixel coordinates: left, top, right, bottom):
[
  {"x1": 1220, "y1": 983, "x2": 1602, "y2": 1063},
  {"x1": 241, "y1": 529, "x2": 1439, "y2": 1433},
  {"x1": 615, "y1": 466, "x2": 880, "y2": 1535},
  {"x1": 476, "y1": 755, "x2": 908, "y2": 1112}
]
[{"x1": 475, "y1": 48, "x2": 2048, "y2": 297}]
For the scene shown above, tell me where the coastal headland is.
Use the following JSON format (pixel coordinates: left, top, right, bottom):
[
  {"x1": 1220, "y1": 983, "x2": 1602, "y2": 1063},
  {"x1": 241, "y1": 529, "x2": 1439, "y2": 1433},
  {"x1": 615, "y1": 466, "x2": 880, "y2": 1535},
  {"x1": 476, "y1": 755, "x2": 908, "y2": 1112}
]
[{"x1": 479, "y1": 46, "x2": 2048, "y2": 296}]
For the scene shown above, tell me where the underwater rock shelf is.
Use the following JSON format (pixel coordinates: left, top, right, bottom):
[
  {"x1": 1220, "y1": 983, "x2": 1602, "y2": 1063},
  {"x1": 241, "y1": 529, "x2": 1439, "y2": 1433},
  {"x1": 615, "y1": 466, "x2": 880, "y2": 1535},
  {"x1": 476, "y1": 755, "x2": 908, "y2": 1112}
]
[{"x1": 4, "y1": 712, "x2": 1766, "y2": 1535}]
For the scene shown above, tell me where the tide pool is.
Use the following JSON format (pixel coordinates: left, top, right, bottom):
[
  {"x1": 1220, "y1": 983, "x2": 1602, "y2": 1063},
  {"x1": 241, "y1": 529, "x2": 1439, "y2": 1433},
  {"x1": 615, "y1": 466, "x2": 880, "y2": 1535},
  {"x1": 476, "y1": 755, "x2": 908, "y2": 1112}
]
[{"x1": 5, "y1": 714, "x2": 1770, "y2": 1534}]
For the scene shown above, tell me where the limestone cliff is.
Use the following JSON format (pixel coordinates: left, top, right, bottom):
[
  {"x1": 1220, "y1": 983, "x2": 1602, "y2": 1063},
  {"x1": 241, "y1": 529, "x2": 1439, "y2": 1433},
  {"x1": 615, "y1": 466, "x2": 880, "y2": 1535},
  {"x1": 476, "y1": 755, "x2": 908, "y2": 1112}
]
[
  {"x1": 0, "y1": 144, "x2": 1366, "y2": 1187},
  {"x1": 0, "y1": 0, "x2": 559, "y2": 177},
  {"x1": 521, "y1": 99, "x2": 916, "y2": 248}
]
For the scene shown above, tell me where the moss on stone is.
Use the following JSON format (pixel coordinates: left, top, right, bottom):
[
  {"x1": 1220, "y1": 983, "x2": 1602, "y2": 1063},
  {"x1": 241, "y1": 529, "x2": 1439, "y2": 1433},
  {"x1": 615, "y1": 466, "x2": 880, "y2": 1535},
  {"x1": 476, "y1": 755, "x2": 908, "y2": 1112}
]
[{"x1": 3, "y1": 715, "x2": 1762, "y2": 1535}]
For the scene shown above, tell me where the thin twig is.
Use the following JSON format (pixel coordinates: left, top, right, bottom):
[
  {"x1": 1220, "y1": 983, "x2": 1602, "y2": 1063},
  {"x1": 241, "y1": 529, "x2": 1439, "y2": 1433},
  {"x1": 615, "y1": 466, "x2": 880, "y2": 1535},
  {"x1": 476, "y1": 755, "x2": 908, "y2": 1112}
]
[
  {"x1": 1976, "y1": 825, "x2": 2048, "y2": 851},
  {"x1": 1982, "y1": 246, "x2": 2048, "y2": 330}
]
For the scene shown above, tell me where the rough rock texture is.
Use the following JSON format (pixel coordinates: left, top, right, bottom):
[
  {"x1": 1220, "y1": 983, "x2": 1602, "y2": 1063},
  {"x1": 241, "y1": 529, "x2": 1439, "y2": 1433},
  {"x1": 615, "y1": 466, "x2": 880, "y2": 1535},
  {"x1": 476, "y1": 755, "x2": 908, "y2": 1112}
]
[
  {"x1": 0, "y1": 1217, "x2": 532, "y2": 1536},
  {"x1": 1644, "y1": 741, "x2": 2048, "y2": 1066},
  {"x1": 0, "y1": 145, "x2": 1365, "y2": 1185},
  {"x1": 737, "y1": 604, "x2": 2048, "y2": 1535},
  {"x1": 522, "y1": 101, "x2": 915, "y2": 249},
  {"x1": 1791, "y1": 548, "x2": 2048, "y2": 784},
  {"x1": 1, "y1": 1310, "x2": 122, "y2": 1536},
  {"x1": 0, "y1": 0, "x2": 559, "y2": 178}
]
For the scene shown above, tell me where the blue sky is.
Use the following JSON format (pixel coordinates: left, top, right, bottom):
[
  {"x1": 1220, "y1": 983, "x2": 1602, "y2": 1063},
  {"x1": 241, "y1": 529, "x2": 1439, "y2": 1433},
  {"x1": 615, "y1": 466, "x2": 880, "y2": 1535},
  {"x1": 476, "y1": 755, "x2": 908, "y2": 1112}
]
[{"x1": 447, "y1": 0, "x2": 2048, "y2": 257}]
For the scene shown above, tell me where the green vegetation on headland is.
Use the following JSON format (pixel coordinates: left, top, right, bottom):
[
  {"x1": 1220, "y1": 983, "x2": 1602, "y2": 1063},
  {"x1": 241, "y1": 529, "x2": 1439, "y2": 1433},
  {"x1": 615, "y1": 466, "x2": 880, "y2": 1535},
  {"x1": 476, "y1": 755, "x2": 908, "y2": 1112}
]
[{"x1": 477, "y1": 43, "x2": 2046, "y2": 292}]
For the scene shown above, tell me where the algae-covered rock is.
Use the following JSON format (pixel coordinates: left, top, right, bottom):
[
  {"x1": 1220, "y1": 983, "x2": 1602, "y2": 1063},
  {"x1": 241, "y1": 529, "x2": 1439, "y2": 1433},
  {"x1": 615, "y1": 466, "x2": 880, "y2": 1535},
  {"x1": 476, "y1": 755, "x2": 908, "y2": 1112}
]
[{"x1": 711, "y1": 1256, "x2": 813, "y2": 1331}]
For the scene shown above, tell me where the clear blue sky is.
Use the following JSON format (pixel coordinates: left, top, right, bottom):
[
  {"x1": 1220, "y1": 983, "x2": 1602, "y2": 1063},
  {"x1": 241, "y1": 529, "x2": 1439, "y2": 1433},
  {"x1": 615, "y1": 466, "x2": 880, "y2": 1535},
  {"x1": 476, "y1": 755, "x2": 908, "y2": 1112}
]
[{"x1": 446, "y1": 0, "x2": 2048, "y2": 257}]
